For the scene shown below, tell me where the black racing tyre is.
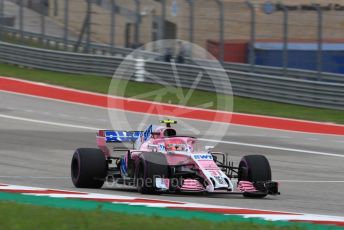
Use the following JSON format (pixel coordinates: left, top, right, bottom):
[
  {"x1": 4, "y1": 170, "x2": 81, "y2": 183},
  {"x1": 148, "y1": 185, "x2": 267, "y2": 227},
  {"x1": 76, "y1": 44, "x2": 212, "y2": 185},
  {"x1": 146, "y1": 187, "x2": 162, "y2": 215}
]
[
  {"x1": 71, "y1": 148, "x2": 107, "y2": 188},
  {"x1": 238, "y1": 155, "x2": 271, "y2": 198},
  {"x1": 135, "y1": 152, "x2": 169, "y2": 194}
]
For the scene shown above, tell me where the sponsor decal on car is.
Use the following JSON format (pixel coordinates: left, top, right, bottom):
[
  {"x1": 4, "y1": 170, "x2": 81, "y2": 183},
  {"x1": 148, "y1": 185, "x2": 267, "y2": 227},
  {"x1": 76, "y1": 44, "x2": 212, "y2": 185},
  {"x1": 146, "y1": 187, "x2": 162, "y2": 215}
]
[
  {"x1": 193, "y1": 154, "x2": 213, "y2": 160},
  {"x1": 105, "y1": 131, "x2": 142, "y2": 142}
]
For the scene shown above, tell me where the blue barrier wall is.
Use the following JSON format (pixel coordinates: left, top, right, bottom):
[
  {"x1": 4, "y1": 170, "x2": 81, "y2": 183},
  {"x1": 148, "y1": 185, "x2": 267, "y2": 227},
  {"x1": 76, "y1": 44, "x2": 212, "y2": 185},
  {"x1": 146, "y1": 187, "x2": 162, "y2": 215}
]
[{"x1": 254, "y1": 43, "x2": 344, "y2": 74}]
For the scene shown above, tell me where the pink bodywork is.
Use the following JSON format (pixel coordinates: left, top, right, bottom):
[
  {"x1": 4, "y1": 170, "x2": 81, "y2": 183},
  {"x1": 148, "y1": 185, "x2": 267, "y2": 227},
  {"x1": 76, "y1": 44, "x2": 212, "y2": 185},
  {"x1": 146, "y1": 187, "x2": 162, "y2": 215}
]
[
  {"x1": 97, "y1": 126, "x2": 227, "y2": 192},
  {"x1": 96, "y1": 130, "x2": 111, "y2": 157},
  {"x1": 138, "y1": 127, "x2": 196, "y2": 165},
  {"x1": 137, "y1": 127, "x2": 213, "y2": 191},
  {"x1": 237, "y1": 181, "x2": 257, "y2": 192},
  {"x1": 180, "y1": 179, "x2": 204, "y2": 192}
]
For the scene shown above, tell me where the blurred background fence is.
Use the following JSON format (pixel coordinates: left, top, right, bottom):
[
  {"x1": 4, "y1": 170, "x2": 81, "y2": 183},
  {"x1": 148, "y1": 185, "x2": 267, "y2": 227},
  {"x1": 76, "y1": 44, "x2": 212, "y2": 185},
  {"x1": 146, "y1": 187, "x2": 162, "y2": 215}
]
[
  {"x1": 1, "y1": 41, "x2": 343, "y2": 110},
  {"x1": 2, "y1": 0, "x2": 344, "y2": 76}
]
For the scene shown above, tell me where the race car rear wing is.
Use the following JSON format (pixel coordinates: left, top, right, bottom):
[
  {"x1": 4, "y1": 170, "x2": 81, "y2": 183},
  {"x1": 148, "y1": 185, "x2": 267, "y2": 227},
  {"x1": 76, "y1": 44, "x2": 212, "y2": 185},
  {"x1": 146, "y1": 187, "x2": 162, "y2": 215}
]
[
  {"x1": 97, "y1": 130, "x2": 143, "y2": 157},
  {"x1": 97, "y1": 130, "x2": 143, "y2": 143}
]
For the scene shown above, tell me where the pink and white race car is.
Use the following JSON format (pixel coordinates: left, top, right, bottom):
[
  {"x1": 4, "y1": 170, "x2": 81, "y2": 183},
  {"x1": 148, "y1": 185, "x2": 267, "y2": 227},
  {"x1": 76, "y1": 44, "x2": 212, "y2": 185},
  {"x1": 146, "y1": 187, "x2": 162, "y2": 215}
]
[{"x1": 71, "y1": 120, "x2": 280, "y2": 198}]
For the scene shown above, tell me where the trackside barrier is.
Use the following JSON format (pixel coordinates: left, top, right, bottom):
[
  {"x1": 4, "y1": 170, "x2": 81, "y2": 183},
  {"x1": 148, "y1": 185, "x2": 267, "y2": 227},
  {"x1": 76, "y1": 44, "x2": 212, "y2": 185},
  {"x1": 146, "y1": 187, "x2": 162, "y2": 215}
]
[
  {"x1": 3, "y1": 26, "x2": 344, "y2": 85},
  {"x1": 0, "y1": 41, "x2": 343, "y2": 110}
]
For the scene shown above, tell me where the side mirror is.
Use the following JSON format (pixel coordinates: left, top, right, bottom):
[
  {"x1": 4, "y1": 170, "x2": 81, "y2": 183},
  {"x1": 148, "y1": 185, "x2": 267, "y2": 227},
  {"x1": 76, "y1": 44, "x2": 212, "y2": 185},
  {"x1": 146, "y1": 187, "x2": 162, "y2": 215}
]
[{"x1": 205, "y1": 146, "x2": 214, "y2": 151}]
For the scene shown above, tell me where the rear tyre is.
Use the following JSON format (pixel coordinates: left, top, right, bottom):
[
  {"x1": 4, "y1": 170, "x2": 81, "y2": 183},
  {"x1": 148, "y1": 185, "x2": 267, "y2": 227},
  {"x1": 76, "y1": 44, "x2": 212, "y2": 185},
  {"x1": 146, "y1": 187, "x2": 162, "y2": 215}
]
[
  {"x1": 238, "y1": 155, "x2": 271, "y2": 198},
  {"x1": 71, "y1": 148, "x2": 107, "y2": 188},
  {"x1": 135, "y1": 152, "x2": 169, "y2": 194}
]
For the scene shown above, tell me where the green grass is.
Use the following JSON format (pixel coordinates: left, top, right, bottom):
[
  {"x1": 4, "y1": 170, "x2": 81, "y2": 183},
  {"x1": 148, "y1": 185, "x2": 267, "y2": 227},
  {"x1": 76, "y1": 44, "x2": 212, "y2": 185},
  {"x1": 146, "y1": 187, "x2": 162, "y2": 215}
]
[
  {"x1": 0, "y1": 191, "x2": 335, "y2": 230},
  {"x1": 0, "y1": 200, "x2": 311, "y2": 230},
  {"x1": 1, "y1": 63, "x2": 344, "y2": 124}
]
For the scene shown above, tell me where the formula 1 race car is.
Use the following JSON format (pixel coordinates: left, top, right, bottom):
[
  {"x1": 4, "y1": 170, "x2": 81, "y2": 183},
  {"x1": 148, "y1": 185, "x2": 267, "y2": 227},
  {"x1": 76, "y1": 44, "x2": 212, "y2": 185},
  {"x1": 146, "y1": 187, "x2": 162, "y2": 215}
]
[{"x1": 71, "y1": 120, "x2": 280, "y2": 198}]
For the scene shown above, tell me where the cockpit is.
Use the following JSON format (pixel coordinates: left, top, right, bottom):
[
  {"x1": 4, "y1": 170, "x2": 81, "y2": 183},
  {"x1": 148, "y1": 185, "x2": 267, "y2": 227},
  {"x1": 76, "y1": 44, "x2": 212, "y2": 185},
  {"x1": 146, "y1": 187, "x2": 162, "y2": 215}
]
[
  {"x1": 164, "y1": 138, "x2": 190, "y2": 152},
  {"x1": 166, "y1": 143, "x2": 187, "y2": 151}
]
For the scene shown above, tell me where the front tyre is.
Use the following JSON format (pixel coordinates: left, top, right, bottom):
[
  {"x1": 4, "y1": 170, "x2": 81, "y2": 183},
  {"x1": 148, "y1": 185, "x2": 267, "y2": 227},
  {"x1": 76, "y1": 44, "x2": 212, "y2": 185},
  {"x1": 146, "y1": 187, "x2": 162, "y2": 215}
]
[
  {"x1": 238, "y1": 155, "x2": 271, "y2": 198},
  {"x1": 71, "y1": 148, "x2": 107, "y2": 188}
]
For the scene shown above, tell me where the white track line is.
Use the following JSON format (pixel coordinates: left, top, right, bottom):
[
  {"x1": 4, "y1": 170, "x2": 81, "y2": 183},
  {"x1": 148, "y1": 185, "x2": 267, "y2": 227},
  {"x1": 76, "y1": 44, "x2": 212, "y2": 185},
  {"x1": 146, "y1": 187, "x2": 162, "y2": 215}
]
[
  {"x1": 1, "y1": 113, "x2": 343, "y2": 158},
  {"x1": 1, "y1": 89, "x2": 344, "y2": 137},
  {"x1": 0, "y1": 114, "x2": 99, "y2": 131},
  {"x1": 198, "y1": 138, "x2": 344, "y2": 158},
  {"x1": 2, "y1": 77, "x2": 343, "y2": 127}
]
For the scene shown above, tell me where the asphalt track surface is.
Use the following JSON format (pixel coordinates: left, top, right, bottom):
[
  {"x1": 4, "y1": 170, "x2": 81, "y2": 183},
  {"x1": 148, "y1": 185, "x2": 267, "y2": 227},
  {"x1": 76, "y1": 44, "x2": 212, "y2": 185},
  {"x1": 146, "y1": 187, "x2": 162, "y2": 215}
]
[{"x1": 0, "y1": 91, "x2": 343, "y2": 217}]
